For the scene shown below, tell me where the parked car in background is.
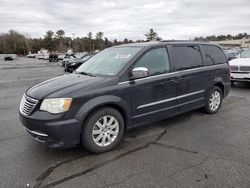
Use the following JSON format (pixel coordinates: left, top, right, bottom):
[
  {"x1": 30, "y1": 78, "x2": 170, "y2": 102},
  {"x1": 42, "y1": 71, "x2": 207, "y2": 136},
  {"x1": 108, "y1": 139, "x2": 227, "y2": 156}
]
[
  {"x1": 4, "y1": 55, "x2": 14, "y2": 61},
  {"x1": 49, "y1": 53, "x2": 59, "y2": 62},
  {"x1": 37, "y1": 54, "x2": 49, "y2": 60},
  {"x1": 19, "y1": 41, "x2": 230, "y2": 153},
  {"x1": 61, "y1": 54, "x2": 77, "y2": 67},
  {"x1": 26, "y1": 53, "x2": 37, "y2": 58},
  {"x1": 224, "y1": 50, "x2": 239, "y2": 61},
  {"x1": 65, "y1": 53, "x2": 96, "y2": 73},
  {"x1": 230, "y1": 49, "x2": 250, "y2": 84},
  {"x1": 58, "y1": 54, "x2": 65, "y2": 61}
]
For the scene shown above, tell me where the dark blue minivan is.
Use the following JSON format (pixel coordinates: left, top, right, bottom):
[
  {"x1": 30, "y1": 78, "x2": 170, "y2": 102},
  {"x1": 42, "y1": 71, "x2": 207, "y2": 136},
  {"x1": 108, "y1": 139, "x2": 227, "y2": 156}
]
[{"x1": 19, "y1": 41, "x2": 231, "y2": 153}]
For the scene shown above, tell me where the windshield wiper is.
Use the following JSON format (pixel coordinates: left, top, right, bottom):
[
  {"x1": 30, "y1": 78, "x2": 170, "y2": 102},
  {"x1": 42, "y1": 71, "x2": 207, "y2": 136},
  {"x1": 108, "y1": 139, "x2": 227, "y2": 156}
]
[{"x1": 76, "y1": 71, "x2": 96, "y2": 77}]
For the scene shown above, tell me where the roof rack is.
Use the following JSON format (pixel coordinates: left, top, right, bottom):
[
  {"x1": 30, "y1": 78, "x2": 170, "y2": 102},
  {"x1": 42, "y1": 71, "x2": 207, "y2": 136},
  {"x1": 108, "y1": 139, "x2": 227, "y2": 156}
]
[{"x1": 161, "y1": 40, "x2": 192, "y2": 42}]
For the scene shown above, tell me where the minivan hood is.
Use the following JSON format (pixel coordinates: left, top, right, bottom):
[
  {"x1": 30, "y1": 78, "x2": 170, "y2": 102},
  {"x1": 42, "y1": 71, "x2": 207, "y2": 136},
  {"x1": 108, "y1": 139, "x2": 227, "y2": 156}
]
[
  {"x1": 26, "y1": 73, "x2": 109, "y2": 99},
  {"x1": 229, "y1": 58, "x2": 250, "y2": 66}
]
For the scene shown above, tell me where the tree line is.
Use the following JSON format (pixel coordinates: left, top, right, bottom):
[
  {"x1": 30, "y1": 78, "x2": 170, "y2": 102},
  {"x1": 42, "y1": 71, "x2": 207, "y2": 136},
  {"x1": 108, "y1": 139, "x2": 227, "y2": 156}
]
[
  {"x1": 0, "y1": 29, "x2": 248, "y2": 55},
  {"x1": 194, "y1": 33, "x2": 249, "y2": 41},
  {"x1": 0, "y1": 29, "x2": 160, "y2": 55}
]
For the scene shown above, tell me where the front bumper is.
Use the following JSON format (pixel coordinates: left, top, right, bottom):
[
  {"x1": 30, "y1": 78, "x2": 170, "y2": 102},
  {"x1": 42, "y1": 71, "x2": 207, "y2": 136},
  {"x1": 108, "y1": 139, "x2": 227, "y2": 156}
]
[
  {"x1": 20, "y1": 112, "x2": 81, "y2": 148},
  {"x1": 231, "y1": 72, "x2": 250, "y2": 82}
]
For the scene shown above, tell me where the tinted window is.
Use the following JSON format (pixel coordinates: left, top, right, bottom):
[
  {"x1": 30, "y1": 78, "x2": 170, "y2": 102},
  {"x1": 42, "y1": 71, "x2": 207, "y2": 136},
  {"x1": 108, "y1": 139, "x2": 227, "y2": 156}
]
[
  {"x1": 203, "y1": 45, "x2": 227, "y2": 65},
  {"x1": 172, "y1": 45, "x2": 203, "y2": 71},
  {"x1": 134, "y1": 48, "x2": 170, "y2": 76}
]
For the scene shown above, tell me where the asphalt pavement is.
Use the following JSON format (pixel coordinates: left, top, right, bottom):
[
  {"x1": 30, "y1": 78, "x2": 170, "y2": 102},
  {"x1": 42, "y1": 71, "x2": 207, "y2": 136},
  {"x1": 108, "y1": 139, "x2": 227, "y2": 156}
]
[{"x1": 0, "y1": 58, "x2": 250, "y2": 188}]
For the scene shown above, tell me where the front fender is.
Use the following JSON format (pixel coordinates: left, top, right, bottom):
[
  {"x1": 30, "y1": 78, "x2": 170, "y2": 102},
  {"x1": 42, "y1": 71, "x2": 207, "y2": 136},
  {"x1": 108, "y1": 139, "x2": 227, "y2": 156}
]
[{"x1": 75, "y1": 95, "x2": 131, "y2": 127}]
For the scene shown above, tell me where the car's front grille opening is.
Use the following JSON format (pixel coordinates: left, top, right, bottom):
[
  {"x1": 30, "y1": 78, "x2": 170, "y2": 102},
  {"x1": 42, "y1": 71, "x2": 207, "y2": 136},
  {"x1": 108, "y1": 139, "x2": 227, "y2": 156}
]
[
  {"x1": 230, "y1": 66, "x2": 238, "y2": 71},
  {"x1": 20, "y1": 95, "x2": 38, "y2": 115},
  {"x1": 240, "y1": 66, "x2": 250, "y2": 72}
]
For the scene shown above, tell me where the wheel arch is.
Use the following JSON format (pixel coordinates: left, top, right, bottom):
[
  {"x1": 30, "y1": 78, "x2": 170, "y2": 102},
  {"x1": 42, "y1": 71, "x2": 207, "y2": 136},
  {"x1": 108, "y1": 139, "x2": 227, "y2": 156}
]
[
  {"x1": 211, "y1": 76, "x2": 225, "y2": 97},
  {"x1": 76, "y1": 95, "x2": 131, "y2": 130},
  {"x1": 214, "y1": 82, "x2": 224, "y2": 96}
]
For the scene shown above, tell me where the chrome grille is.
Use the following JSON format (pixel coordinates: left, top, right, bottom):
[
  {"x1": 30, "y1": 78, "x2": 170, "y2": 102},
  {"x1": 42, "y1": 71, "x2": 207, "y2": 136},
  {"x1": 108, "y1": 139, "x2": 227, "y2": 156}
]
[
  {"x1": 239, "y1": 66, "x2": 250, "y2": 72},
  {"x1": 230, "y1": 66, "x2": 238, "y2": 71},
  {"x1": 20, "y1": 95, "x2": 38, "y2": 115}
]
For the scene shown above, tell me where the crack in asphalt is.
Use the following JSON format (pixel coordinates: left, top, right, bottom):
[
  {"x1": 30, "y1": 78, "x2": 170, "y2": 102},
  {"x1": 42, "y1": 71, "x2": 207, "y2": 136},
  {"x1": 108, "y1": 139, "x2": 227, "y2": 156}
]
[
  {"x1": 92, "y1": 171, "x2": 109, "y2": 187},
  {"x1": 162, "y1": 155, "x2": 210, "y2": 180},
  {"x1": 36, "y1": 129, "x2": 168, "y2": 188},
  {"x1": 153, "y1": 142, "x2": 199, "y2": 154},
  {"x1": 106, "y1": 172, "x2": 142, "y2": 188},
  {"x1": 41, "y1": 144, "x2": 153, "y2": 188},
  {"x1": 23, "y1": 121, "x2": 250, "y2": 188},
  {"x1": 33, "y1": 153, "x2": 91, "y2": 188},
  {"x1": 211, "y1": 156, "x2": 250, "y2": 167},
  {"x1": 159, "y1": 153, "x2": 250, "y2": 184},
  {"x1": 93, "y1": 171, "x2": 142, "y2": 188}
]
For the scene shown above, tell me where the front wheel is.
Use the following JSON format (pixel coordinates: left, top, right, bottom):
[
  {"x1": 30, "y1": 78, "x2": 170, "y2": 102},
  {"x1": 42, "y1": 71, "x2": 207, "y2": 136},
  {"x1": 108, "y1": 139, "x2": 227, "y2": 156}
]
[
  {"x1": 81, "y1": 107, "x2": 124, "y2": 153},
  {"x1": 204, "y1": 86, "x2": 223, "y2": 114}
]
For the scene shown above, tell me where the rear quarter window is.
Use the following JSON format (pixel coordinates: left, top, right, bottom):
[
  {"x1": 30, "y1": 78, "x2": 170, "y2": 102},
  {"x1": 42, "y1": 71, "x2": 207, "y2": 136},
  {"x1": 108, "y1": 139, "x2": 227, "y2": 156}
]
[
  {"x1": 202, "y1": 45, "x2": 227, "y2": 65},
  {"x1": 171, "y1": 45, "x2": 203, "y2": 71}
]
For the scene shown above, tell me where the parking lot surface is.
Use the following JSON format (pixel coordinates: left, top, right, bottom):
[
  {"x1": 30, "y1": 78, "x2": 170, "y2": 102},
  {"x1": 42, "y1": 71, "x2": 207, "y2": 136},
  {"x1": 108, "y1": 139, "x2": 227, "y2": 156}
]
[{"x1": 0, "y1": 58, "x2": 250, "y2": 188}]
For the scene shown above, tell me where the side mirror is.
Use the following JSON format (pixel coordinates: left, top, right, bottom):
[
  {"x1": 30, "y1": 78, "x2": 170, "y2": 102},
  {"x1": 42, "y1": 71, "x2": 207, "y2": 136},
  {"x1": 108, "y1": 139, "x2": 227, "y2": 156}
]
[{"x1": 131, "y1": 67, "x2": 149, "y2": 80}]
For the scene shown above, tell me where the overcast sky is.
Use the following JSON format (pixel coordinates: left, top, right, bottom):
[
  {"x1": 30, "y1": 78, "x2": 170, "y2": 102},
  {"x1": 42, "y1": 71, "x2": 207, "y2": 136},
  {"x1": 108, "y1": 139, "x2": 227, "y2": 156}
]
[{"x1": 0, "y1": 0, "x2": 249, "y2": 40}]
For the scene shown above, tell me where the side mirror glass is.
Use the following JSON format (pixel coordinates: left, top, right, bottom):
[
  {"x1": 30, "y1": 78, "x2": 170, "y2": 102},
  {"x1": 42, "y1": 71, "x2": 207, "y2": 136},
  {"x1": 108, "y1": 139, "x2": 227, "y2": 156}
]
[{"x1": 131, "y1": 67, "x2": 149, "y2": 80}]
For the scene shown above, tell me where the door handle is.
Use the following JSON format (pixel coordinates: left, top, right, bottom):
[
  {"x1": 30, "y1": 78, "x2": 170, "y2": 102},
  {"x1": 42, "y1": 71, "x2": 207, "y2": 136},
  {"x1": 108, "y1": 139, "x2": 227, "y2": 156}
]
[
  {"x1": 163, "y1": 79, "x2": 175, "y2": 83},
  {"x1": 157, "y1": 79, "x2": 175, "y2": 85},
  {"x1": 176, "y1": 78, "x2": 185, "y2": 82}
]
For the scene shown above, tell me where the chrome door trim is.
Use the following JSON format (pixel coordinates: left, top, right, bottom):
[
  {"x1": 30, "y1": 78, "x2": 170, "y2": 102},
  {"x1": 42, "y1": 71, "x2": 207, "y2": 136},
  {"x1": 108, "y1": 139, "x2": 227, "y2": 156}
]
[
  {"x1": 133, "y1": 97, "x2": 204, "y2": 119},
  {"x1": 137, "y1": 90, "x2": 205, "y2": 109}
]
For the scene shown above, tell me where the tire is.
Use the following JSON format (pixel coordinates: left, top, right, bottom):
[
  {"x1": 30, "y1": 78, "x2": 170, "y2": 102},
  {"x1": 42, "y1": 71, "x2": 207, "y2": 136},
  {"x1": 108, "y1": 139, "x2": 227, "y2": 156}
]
[
  {"x1": 81, "y1": 107, "x2": 124, "y2": 153},
  {"x1": 231, "y1": 81, "x2": 235, "y2": 86},
  {"x1": 204, "y1": 86, "x2": 223, "y2": 114}
]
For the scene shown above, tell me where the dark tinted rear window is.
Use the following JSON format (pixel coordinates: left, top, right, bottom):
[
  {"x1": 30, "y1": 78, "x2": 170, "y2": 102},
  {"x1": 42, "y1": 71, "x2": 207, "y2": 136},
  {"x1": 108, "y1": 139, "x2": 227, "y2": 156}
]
[
  {"x1": 202, "y1": 45, "x2": 227, "y2": 65},
  {"x1": 172, "y1": 45, "x2": 203, "y2": 71}
]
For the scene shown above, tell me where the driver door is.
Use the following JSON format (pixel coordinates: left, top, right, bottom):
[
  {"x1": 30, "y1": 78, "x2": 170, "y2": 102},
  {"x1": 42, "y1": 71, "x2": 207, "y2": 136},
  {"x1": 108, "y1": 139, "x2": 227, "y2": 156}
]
[{"x1": 130, "y1": 47, "x2": 177, "y2": 125}]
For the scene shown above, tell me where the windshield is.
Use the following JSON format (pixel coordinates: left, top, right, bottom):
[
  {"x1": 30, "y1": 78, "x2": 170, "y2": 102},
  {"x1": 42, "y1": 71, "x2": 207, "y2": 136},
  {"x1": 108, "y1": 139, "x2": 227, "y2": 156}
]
[
  {"x1": 76, "y1": 47, "x2": 142, "y2": 76},
  {"x1": 241, "y1": 50, "x2": 250, "y2": 58}
]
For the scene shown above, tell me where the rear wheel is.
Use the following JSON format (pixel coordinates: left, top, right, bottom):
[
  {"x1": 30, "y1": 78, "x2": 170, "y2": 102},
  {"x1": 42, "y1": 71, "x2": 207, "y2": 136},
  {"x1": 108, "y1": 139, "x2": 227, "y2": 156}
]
[
  {"x1": 81, "y1": 107, "x2": 124, "y2": 153},
  {"x1": 204, "y1": 86, "x2": 223, "y2": 114}
]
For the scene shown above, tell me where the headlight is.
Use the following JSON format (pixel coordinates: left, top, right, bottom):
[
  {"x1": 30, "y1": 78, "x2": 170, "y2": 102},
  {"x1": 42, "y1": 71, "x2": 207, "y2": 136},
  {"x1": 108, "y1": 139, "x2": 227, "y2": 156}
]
[
  {"x1": 40, "y1": 98, "x2": 72, "y2": 114},
  {"x1": 71, "y1": 62, "x2": 75, "y2": 66}
]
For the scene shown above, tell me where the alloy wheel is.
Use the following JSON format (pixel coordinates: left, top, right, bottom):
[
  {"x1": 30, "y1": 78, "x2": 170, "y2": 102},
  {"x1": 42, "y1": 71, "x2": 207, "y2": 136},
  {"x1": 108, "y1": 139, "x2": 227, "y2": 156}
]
[
  {"x1": 209, "y1": 90, "x2": 221, "y2": 111},
  {"x1": 92, "y1": 115, "x2": 119, "y2": 147}
]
